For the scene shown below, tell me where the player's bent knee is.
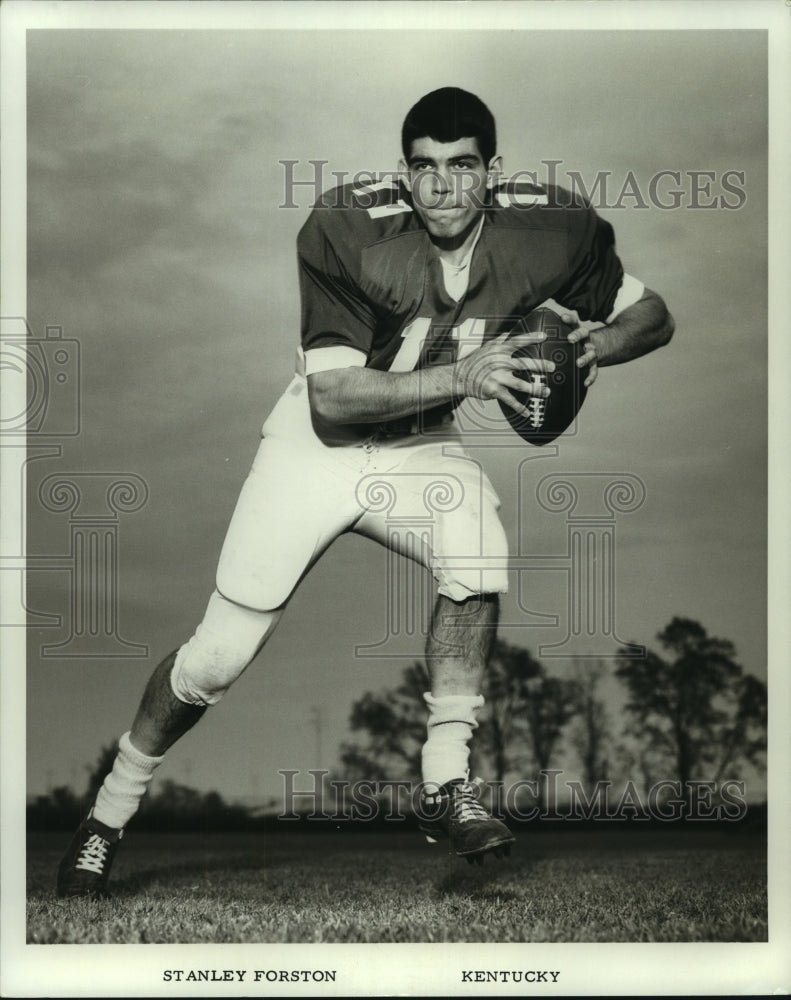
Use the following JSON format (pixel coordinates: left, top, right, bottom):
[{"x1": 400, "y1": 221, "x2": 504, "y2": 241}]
[{"x1": 169, "y1": 590, "x2": 282, "y2": 707}]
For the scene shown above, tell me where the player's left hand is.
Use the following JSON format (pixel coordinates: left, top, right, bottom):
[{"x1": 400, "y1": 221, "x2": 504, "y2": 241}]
[{"x1": 561, "y1": 310, "x2": 599, "y2": 388}]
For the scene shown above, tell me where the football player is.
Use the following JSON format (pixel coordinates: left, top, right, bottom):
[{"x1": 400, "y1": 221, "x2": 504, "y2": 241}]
[{"x1": 57, "y1": 87, "x2": 673, "y2": 896}]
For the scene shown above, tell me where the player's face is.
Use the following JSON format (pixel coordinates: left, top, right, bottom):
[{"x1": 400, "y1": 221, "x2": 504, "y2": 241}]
[{"x1": 401, "y1": 137, "x2": 499, "y2": 244}]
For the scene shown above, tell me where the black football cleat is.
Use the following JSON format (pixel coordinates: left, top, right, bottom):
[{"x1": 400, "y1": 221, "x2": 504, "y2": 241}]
[
  {"x1": 418, "y1": 778, "x2": 515, "y2": 863},
  {"x1": 56, "y1": 812, "x2": 123, "y2": 898}
]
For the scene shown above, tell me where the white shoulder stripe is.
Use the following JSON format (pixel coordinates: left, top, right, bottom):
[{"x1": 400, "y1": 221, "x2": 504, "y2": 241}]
[
  {"x1": 354, "y1": 179, "x2": 398, "y2": 197},
  {"x1": 367, "y1": 200, "x2": 413, "y2": 219}
]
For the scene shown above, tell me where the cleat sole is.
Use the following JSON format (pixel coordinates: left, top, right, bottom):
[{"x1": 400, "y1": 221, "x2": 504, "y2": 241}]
[{"x1": 455, "y1": 834, "x2": 515, "y2": 860}]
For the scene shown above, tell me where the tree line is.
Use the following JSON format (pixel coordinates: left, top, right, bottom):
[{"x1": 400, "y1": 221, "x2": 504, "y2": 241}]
[
  {"x1": 29, "y1": 616, "x2": 766, "y2": 829},
  {"x1": 27, "y1": 748, "x2": 255, "y2": 832},
  {"x1": 339, "y1": 616, "x2": 767, "y2": 810}
]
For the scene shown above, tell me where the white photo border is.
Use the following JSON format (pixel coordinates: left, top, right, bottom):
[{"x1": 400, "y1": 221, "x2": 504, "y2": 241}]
[{"x1": 2, "y1": 1, "x2": 789, "y2": 996}]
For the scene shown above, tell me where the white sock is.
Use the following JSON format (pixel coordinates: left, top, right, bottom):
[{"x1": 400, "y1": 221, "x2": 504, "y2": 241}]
[
  {"x1": 421, "y1": 692, "x2": 484, "y2": 788},
  {"x1": 92, "y1": 732, "x2": 164, "y2": 830}
]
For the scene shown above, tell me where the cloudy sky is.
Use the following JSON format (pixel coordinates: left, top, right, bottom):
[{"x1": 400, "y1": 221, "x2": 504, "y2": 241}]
[{"x1": 20, "y1": 25, "x2": 770, "y2": 804}]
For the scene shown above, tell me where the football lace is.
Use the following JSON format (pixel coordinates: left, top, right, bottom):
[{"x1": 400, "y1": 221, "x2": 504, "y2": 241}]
[{"x1": 528, "y1": 373, "x2": 547, "y2": 428}]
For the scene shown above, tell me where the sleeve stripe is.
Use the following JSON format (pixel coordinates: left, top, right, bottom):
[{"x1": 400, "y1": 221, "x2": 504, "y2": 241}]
[
  {"x1": 607, "y1": 274, "x2": 645, "y2": 322},
  {"x1": 304, "y1": 345, "x2": 368, "y2": 376}
]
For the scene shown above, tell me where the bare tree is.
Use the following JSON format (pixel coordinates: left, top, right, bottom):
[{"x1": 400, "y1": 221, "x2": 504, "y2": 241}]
[
  {"x1": 474, "y1": 640, "x2": 543, "y2": 782},
  {"x1": 522, "y1": 673, "x2": 577, "y2": 810},
  {"x1": 711, "y1": 673, "x2": 767, "y2": 783},
  {"x1": 615, "y1": 617, "x2": 766, "y2": 797},
  {"x1": 339, "y1": 661, "x2": 430, "y2": 781},
  {"x1": 568, "y1": 658, "x2": 611, "y2": 788}
]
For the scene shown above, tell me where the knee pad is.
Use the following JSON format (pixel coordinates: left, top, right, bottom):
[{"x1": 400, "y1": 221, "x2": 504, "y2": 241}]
[{"x1": 170, "y1": 589, "x2": 282, "y2": 707}]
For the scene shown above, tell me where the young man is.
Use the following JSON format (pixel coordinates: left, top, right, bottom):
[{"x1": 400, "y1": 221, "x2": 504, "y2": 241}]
[{"x1": 57, "y1": 88, "x2": 673, "y2": 896}]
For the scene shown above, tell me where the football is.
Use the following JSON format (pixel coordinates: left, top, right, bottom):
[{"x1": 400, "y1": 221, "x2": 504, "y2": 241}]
[{"x1": 499, "y1": 306, "x2": 588, "y2": 445}]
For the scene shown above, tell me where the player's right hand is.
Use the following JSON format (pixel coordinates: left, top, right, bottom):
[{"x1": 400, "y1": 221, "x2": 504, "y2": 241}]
[{"x1": 453, "y1": 330, "x2": 554, "y2": 417}]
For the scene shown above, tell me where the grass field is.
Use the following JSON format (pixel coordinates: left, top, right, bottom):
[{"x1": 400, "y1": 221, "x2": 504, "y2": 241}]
[{"x1": 27, "y1": 827, "x2": 766, "y2": 944}]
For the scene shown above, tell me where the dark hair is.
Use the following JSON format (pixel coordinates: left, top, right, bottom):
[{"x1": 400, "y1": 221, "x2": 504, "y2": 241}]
[{"x1": 401, "y1": 87, "x2": 497, "y2": 165}]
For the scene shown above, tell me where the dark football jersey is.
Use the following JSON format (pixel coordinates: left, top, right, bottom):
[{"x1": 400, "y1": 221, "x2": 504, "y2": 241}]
[{"x1": 297, "y1": 177, "x2": 626, "y2": 440}]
